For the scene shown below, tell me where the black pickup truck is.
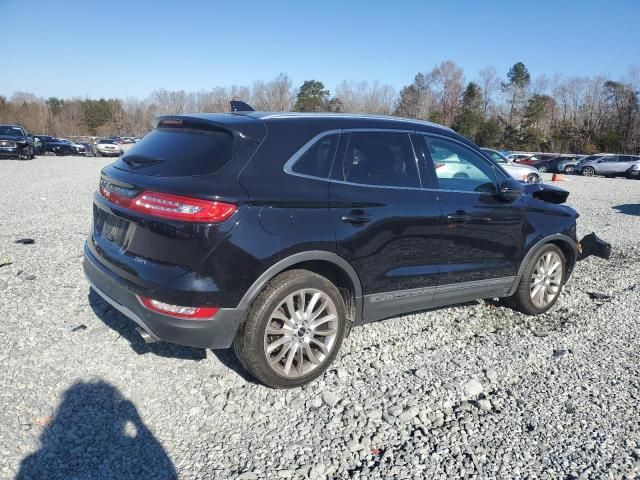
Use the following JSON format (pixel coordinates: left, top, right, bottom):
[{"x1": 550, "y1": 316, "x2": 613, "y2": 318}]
[{"x1": 0, "y1": 125, "x2": 34, "y2": 160}]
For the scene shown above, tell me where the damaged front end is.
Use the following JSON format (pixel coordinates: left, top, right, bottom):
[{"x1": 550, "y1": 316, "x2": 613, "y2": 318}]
[{"x1": 578, "y1": 232, "x2": 612, "y2": 261}]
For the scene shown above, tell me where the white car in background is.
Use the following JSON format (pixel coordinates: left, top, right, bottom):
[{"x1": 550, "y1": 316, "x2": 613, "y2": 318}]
[
  {"x1": 482, "y1": 148, "x2": 542, "y2": 183},
  {"x1": 95, "y1": 139, "x2": 123, "y2": 157}
]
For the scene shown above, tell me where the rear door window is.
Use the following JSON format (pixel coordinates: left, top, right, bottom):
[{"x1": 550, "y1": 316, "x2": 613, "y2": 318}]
[
  {"x1": 114, "y1": 127, "x2": 233, "y2": 176},
  {"x1": 336, "y1": 131, "x2": 419, "y2": 188},
  {"x1": 290, "y1": 133, "x2": 339, "y2": 179}
]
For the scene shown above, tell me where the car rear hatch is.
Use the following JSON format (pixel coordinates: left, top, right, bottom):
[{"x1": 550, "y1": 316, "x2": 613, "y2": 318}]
[{"x1": 87, "y1": 114, "x2": 266, "y2": 295}]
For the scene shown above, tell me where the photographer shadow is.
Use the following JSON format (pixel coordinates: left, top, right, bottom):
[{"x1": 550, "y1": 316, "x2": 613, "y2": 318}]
[{"x1": 17, "y1": 381, "x2": 176, "y2": 479}]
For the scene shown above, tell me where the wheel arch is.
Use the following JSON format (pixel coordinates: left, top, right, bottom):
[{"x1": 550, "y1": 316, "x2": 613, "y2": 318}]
[
  {"x1": 237, "y1": 251, "x2": 364, "y2": 325},
  {"x1": 506, "y1": 234, "x2": 578, "y2": 296}
]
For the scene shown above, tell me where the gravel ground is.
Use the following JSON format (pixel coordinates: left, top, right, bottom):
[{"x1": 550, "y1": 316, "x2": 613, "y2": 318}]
[{"x1": 1, "y1": 156, "x2": 639, "y2": 479}]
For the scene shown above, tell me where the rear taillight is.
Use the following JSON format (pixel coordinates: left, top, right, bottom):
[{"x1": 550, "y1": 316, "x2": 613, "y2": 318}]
[
  {"x1": 99, "y1": 186, "x2": 236, "y2": 222},
  {"x1": 138, "y1": 295, "x2": 218, "y2": 319}
]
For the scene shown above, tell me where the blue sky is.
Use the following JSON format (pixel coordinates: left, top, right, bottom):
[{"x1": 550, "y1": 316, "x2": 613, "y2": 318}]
[{"x1": 0, "y1": 0, "x2": 638, "y2": 99}]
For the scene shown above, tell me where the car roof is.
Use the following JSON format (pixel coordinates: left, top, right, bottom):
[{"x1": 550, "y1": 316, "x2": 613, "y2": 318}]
[{"x1": 159, "y1": 111, "x2": 456, "y2": 142}]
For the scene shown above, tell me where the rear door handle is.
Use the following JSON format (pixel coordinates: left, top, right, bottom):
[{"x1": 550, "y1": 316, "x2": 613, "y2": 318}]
[
  {"x1": 447, "y1": 214, "x2": 472, "y2": 224},
  {"x1": 341, "y1": 215, "x2": 373, "y2": 225}
]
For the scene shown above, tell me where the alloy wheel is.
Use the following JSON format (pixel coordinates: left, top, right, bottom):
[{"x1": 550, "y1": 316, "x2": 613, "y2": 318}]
[
  {"x1": 530, "y1": 251, "x2": 563, "y2": 308},
  {"x1": 583, "y1": 167, "x2": 595, "y2": 177},
  {"x1": 263, "y1": 289, "x2": 339, "y2": 378}
]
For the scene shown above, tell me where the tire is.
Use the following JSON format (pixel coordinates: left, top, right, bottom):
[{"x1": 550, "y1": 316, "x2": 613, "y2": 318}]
[
  {"x1": 526, "y1": 173, "x2": 539, "y2": 184},
  {"x1": 234, "y1": 269, "x2": 348, "y2": 388},
  {"x1": 563, "y1": 166, "x2": 575, "y2": 174},
  {"x1": 504, "y1": 244, "x2": 566, "y2": 315},
  {"x1": 582, "y1": 166, "x2": 595, "y2": 177},
  {"x1": 537, "y1": 165, "x2": 547, "y2": 173}
]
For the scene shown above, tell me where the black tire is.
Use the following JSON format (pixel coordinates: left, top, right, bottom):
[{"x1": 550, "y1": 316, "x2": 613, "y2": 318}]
[
  {"x1": 503, "y1": 244, "x2": 566, "y2": 315},
  {"x1": 582, "y1": 166, "x2": 595, "y2": 177},
  {"x1": 234, "y1": 269, "x2": 348, "y2": 388},
  {"x1": 563, "y1": 166, "x2": 575, "y2": 174}
]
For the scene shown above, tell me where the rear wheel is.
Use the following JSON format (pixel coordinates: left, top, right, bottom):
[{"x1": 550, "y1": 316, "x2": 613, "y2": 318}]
[
  {"x1": 504, "y1": 244, "x2": 566, "y2": 315},
  {"x1": 563, "y1": 165, "x2": 575, "y2": 174},
  {"x1": 234, "y1": 269, "x2": 347, "y2": 388},
  {"x1": 537, "y1": 165, "x2": 548, "y2": 173},
  {"x1": 582, "y1": 166, "x2": 595, "y2": 177}
]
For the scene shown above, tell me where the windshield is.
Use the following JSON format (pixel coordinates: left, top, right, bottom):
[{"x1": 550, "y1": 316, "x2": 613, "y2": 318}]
[
  {"x1": 482, "y1": 149, "x2": 507, "y2": 164},
  {"x1": 0, "y1": 126, "x2": 25, "y2": 136}
]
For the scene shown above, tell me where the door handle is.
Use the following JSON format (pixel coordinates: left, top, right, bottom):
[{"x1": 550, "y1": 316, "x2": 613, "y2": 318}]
[
  {"x1": 341, "y1": 214, "x2": 373, "y2": 225},
  {"x1": 447, "y1": 213, "x2": 471, "y2": 224}
]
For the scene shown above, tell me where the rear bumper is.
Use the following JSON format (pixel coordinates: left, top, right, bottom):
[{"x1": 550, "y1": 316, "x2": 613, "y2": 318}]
[{"x1": 83, "y1": 243, "x2": 245, "y2": 349}]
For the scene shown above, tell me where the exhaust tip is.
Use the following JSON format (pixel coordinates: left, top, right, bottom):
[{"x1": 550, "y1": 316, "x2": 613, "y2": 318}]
[{"x1": 136, "y1": 326, "x2": 157, "y2": 344}]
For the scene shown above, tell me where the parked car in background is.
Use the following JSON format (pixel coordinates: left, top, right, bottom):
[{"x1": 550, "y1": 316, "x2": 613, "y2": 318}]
[
  {"x1": 95, "y1": 139, "x2": 123, "y2": 157},
  {"x1": 0, "y1": 124, "x2": 34, "y2": 159},
  {"x1": 59, "y1": 138, "x2": 88, "y2": 156},
  {"x1": 481, "y1": 148, "x2": 541, "y2": 183},
  {"x1": 79, "y1": 143, "x2": 96, "y2": 156},
  {"x1": 83, "y1": 110, "x2": 611, "y2": 387},
  {"x1": 511, "y1": 154, "x2": 557, "y2": 167},
  {"x1": 626, "y1": 163, "x2": 640, "y2": 179},
  {"x1": 575, "y1": 154, "x2": 640, "y2": 177},
  {"x1": 535, "y1": 155, "x2": 582, "y2": 173},
  {"x1": 557, "y1": 155, "x2": 588, "y2": 174}
]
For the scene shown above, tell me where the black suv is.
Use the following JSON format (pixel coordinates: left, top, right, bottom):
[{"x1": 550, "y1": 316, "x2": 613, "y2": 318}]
[
  {"x1": 0, "y1": 125, "x2": 34, "y2": 159},
  {"x1": 84, "y1": 111, "x2": 610, "y2": 387}
]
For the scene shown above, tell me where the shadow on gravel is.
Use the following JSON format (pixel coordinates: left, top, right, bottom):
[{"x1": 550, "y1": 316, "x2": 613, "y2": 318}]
[
  {"x1": 210, "y1": 348, "x2": 259, "y2": 384},
  {"x1": 17, "y1": 381, "x2": 176, "y2": 480},
  {"x1": 613, "y1": 204, "x2": 640, "y2": 217},
  {"x1": 88, "y1": 289, "x2": 206, "y2": 361}
]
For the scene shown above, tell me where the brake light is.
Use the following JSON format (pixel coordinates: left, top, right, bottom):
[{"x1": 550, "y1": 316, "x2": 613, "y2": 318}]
[
  {"x1": 138, "y1": 295, "x2": 218, "y2": 319},
  {"x1": 99, "y1": 186, "x2": 236, "y2": 222}
]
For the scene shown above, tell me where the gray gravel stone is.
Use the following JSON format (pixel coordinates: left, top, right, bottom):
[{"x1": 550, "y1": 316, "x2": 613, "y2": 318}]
[
  {"x1": 463, "y1": 379, "x2": 484, "y2": 398},
  {"x1": 1, "y1": 160, "x2": 638, "y2": 479},
  {"x1": 321, "y1": 390, "x2": 339, "y2": 408}
]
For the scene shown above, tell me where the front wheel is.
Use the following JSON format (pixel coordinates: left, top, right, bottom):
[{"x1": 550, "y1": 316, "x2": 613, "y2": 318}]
[
  {"x1": 537, "y1": 165, "x2": 547, "y2": 173},
  {"x1": 234, "y1": 269, "x2": 347, "y2": 388},
  {"x1": 563, "y1": 165, "x2": 575, "y2": 174},
  {"x1": 504, "y1": 244, "x2": 566, "y2": 315},
  {"x1": 582, "y1": 166, "x2": 595, "y2": 177}
]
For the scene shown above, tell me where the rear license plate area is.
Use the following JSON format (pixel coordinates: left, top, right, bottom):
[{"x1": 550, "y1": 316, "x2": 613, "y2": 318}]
[{"x1": 96, "y1": 209, "x2": 129, "y2": 247}]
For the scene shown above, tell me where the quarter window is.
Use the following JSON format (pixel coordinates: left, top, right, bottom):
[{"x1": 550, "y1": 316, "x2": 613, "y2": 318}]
[
  {"x1": 291, "y1": 133, "x2": 339, "y2": 178},
  {"x1": 338, "y1": 132, "x2": 419, "y2": 188},
  {"x1": 421, "y1": 136, "x2": 497, "y2": 193}
]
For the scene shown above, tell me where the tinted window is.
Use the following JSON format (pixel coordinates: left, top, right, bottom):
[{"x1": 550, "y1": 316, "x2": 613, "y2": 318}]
[
  {"x1": 114, "y1": 127, "x2": 233, "y2": 176},
  {"x1": 422, "y1": 136, "x2": 497, "y2": 193},
  {"x1": 338, "y1": 132, "x2": 419, "y2": 188},
  {"x1": 291, "y1": 133, "x2": 338, "y2": 178}
]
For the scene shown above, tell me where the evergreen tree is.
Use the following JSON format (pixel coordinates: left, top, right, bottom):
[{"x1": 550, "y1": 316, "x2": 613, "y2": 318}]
[{"x1": 293, "y1": 80, "x2": 330, "y2": 112}]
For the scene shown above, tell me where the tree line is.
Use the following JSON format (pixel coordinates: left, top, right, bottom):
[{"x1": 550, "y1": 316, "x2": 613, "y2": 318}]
[{"x1": 0, "y1": 63, "x2": 638, "y2": 153}]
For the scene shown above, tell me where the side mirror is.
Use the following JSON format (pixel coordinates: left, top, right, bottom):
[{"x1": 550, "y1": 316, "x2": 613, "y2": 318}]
[{"x1": 498, "y1": 178, "x2": 524, "y2": 201}]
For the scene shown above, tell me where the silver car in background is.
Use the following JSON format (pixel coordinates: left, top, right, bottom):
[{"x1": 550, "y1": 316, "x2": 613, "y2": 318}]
[
  {"x1": 575, "y1": 154, "x2": 640, "y2": 177},
  {"x1": 481, "y1": 148, "x2": 542, "y2": 183}
]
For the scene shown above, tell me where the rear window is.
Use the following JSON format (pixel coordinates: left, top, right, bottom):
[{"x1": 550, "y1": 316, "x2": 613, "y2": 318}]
[{"x1": 113, "y1": 127, "x2": 233, "y2": 176}]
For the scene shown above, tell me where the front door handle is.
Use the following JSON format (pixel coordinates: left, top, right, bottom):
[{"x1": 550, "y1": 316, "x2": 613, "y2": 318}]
[
  {"x1": 341, "y1": 214, "x2": 373, "y2": 225},
  {"x1": 447, "y1": 213, "x2": 472, "y2": 224}
]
